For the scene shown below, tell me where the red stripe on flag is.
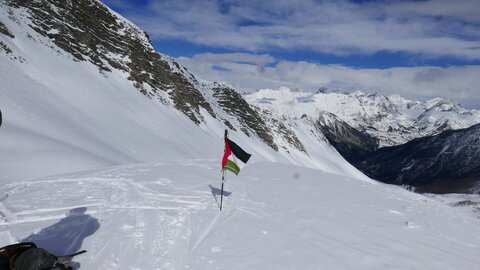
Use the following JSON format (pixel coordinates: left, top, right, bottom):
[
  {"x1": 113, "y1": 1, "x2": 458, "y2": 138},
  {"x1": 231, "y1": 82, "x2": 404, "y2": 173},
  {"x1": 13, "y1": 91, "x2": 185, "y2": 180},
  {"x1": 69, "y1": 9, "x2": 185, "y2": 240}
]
[{"x1": 222, "y1": 139, "x2": 231, "y2": 168}]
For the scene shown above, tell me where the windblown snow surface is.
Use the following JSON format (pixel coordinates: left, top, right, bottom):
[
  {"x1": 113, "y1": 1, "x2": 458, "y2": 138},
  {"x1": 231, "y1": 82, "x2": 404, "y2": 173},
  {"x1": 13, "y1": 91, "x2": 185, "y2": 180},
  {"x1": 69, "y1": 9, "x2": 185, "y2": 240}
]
[
  {"x1": 1, "y1": 161, "x2": 480, "y2": 270},
  {"x1": 1, "y1": 3, "x2": 480, "y2": 270}
]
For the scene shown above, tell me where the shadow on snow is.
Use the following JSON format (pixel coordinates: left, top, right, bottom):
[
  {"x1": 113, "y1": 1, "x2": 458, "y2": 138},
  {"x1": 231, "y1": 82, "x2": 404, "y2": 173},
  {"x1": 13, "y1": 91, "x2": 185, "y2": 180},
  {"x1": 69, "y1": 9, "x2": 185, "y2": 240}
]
[
  {"x1": 22, "y1": 207, "x2": 100, "y2": 269},
  {"x1": 209, "y1": 184, "x2": 231, "y2": 208}
]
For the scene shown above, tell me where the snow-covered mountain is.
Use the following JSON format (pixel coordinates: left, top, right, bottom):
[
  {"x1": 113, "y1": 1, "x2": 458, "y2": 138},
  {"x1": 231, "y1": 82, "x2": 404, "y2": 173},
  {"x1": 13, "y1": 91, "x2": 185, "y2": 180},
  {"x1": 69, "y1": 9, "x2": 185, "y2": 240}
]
[
  {"x1": 1, "y1": 0, "x2": 480, "y2": 269},
  {"x1": 245, "y1": 87, "x2": 480, "y2": 194},
  {"x1": 357, "y1": 123, "x2": 480, "y2": 194},
  {"x1": 245, "y1": 87, "x2": 480, "y2": 147}
]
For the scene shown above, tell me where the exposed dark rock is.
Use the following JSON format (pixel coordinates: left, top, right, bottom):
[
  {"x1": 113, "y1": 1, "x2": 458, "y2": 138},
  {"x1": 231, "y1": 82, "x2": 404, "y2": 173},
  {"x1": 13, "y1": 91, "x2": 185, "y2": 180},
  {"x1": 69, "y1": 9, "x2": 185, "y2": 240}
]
[
  {"x1": 274, "y1": 119, "x2": 306, "y2": 153},
  {"x1": 0, "y1": 41, "x2": 12, "y2": 54},
  {"x1": 0, "y1": 20, "x2": 15, "y2": 38},
  {"x1": 212, "y1": 86, "x2": 278, "y2": 151},
  {"x1": 316, "y1": 112, "x2": 378, "y2": 163}
]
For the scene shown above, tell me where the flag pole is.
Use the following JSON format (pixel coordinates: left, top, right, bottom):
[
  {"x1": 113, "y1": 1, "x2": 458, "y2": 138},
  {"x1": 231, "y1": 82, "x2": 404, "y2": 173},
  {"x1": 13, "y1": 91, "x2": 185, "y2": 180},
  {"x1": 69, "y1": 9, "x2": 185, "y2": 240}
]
[
  {"x1": 220, "y1": 129, "x2": 228, "y2": 211},
  {"x1": 220, "y1": 170, "x2": 225, "y2": 211}
]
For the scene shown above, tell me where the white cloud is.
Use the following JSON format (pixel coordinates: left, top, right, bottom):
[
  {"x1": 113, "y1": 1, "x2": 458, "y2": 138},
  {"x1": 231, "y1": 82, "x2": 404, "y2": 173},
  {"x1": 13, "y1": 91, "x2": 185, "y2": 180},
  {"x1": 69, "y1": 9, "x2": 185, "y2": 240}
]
[
  {"x1": 178, "y1": 52, "x2": 480, "y2": 109},
  {"x1": 108, "y1": 0, "x2": 480, "y2": 60}
]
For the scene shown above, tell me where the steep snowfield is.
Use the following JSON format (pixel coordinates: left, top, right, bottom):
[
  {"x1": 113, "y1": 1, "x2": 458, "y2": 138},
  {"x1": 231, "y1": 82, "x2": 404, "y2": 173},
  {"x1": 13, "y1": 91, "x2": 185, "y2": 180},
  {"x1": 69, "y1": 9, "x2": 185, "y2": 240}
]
[
  {"x1": 245, "y1": 87, "x2": 480, "y2": 147},
  {"x1": 1, "y1": 2, "x2": 480, "y2": 269},
  {"x1": 0, "y1": 50, "x2": 220, "y2": 180},
  {"x1": 1, "y1": 161, "x2": 480, "y2": 269}
]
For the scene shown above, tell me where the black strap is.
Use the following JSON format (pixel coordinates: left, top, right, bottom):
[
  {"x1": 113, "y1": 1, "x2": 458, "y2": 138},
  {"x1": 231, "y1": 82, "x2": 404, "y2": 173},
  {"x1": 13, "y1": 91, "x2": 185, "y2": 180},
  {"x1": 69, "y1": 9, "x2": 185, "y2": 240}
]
[
  {"x1": 0, "y1": 242, "x2": 37, "y2": 251},
  {"x1": 65, "y1": 250, "x2": 87, "y2": 257}
]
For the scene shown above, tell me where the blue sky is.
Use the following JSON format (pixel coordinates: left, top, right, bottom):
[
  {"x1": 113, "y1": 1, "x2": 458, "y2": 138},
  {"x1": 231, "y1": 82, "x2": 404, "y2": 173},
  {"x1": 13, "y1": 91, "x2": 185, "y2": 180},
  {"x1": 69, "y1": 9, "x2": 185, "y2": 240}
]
[{"x1": 102, "y1": 0, "x2": 480, "y2": 108}]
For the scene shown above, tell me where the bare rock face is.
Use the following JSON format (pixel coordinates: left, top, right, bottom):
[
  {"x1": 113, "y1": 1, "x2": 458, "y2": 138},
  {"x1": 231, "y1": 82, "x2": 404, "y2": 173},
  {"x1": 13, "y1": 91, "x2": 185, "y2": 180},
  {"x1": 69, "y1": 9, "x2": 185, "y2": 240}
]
[
  {"x1": 316, "y1": 112, "x2": 378, "y2": 163},
  {"x1": 0, "y1": 20, "x2": 14, "y2": 38},
  {"x1": 212, "y1": 86, "x2": 279, "y2": 151},
  {"x1": 0, "y1": 19, "x2": 14, "y2": 56}
]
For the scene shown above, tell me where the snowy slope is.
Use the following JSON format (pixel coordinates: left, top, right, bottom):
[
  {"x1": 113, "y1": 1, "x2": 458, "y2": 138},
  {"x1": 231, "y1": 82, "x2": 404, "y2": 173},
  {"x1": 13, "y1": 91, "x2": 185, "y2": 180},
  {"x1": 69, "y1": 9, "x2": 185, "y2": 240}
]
[
  {"x1": 1, "y1": 161, "x2": 480, "y2": 269},
  {"x1": 245, "y1": 87, "x2": 480, "y2": 147}
]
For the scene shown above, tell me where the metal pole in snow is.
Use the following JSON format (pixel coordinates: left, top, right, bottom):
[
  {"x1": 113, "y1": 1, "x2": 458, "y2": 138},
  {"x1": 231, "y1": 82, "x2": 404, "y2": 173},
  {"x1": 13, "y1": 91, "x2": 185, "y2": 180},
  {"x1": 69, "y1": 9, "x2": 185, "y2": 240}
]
[
  {"x1": 220, "y1": 171, "x2": 225, "y2": 211},
  {"x1": 220, "y1": 129, "x2": 228, "y2": 211}
]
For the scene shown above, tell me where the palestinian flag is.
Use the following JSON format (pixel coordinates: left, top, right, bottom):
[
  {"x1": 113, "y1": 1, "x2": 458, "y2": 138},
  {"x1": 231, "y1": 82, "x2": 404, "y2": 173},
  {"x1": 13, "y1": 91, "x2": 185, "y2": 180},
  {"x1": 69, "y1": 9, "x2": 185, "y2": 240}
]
[{"x1": 222, "y1": 138, "x2": 251, "y2": 175}]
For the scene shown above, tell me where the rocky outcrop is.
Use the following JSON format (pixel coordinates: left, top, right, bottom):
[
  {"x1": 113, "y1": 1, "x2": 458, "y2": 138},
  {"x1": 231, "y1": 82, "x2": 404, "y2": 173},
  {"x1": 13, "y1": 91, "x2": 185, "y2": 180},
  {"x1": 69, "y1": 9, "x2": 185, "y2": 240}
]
[
  {"x1": 212, "y1": 86, "x2": 278, "y2": 151},
  {"x1": 316, "y1": 112, "x2": 378, "y2": 163},
  {"x1": 0, "y1": 20, "x2": 14, "y2": 38}
]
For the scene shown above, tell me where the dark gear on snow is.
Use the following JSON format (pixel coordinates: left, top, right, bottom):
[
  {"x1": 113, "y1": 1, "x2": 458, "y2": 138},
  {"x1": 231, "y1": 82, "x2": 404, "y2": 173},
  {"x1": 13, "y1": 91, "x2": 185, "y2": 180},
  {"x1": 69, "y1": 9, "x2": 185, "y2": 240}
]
[
  {"x1": 11, "y1": 248, "x2": 56, "y2": 270},
  {"x1": 0, "y1": 242, "x2": 86, "y2": 270},
  {"x1": 0, "y1": 243, "x2": 36, "y2": 269}
]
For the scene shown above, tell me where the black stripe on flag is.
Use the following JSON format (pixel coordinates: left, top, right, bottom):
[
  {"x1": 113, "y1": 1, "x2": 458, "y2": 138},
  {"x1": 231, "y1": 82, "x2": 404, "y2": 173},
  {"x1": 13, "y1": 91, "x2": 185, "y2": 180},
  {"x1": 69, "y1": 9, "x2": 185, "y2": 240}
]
[{"x1": 226, "y1": 138, "x2": 251, "y2": 164}]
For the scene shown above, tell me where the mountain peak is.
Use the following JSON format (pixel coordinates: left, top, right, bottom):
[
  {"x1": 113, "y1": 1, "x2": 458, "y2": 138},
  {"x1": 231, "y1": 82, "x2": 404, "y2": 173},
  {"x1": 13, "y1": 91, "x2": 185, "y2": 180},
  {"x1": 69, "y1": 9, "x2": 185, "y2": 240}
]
[
  {"x1": 425, "y1": 98, "x2": 461, "y2": 112},
  {"x1": 316, "y1": 86, "x2": 352, "y2": 95}
]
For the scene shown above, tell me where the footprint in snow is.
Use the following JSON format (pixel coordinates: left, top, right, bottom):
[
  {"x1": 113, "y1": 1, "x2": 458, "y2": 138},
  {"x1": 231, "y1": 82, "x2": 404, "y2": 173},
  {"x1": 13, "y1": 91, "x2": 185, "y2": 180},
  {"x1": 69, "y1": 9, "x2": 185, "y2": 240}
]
[{"x1": 211, "y1": 246, "x2": 221, "y2": 253}]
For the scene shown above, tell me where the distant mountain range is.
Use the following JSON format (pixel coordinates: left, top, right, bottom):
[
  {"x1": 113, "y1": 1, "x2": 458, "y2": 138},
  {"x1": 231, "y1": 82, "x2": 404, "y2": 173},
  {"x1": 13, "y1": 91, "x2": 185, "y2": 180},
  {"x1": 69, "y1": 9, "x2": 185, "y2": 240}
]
[
  {"x1": 245, "y1": 87, "x2": 480, "y2": 147},
  {"x1": 246, "y1": 87, "x2": 480, "y2": 192}
]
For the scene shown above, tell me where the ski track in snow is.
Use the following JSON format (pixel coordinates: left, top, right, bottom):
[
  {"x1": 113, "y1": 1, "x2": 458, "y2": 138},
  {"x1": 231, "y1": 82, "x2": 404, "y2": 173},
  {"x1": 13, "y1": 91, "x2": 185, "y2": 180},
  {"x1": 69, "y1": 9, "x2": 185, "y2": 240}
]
[
  {"x1": 0, "y1": 161, "x2": 214, "y2": 269},
  {"x1": 0, "y1": 160, "x2": 271, "y2": 269},
  {"x1": 0, "y1": 161, "x2": 479, "y2": 269}
]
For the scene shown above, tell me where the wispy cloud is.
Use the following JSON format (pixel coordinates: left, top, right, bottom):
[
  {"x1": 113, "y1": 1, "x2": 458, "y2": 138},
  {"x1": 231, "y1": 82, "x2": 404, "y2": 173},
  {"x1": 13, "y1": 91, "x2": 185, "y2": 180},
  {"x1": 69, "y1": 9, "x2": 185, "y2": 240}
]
[
  {"x1": 178, "y1": 52, "x2": 480, "y2": 109},
  {"x1": 104, "y1": 0, "x2": 480, "y2": 60}
]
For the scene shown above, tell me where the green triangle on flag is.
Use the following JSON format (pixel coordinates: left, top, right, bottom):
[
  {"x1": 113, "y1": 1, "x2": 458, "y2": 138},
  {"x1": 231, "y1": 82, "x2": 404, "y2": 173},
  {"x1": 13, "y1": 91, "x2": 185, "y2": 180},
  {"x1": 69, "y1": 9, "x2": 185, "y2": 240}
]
[{"x1": 221, "y1": 137, "x2": 251, "y2": 175}]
